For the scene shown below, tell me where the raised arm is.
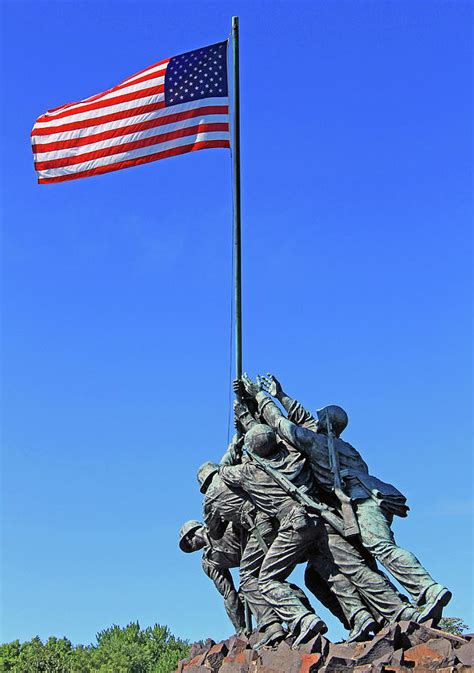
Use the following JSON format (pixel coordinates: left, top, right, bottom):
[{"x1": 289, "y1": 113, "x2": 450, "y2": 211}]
[
  {"x1": 238, "y1": 374, "x2": 316, "y2": 451},
  {"x1": 233, "y1": 398, "x2": 259, "y2": 433},
  {"x1": 220, "y1": 433, "x2": 244, "y2": 466},
  {"x1": 255, "y1": 391, "x2": 316, "y2": 450},
  {"x1": 259, "y1": 374, "x2": 318, "y2": 431}
]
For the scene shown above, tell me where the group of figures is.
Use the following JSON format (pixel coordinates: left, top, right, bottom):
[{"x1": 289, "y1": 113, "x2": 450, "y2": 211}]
[{"x1": 179, "y1": 374, "x2": 452, "y2": 649}]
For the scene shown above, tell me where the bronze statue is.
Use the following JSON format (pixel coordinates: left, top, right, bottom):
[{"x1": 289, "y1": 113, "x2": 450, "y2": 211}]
[
  {"x1": 178, "y1": 372, "x2": 452, "y2": 649},
  {"x1": 252, "y1": 373, "x2": 452, "y2": 623},
  {"x1": 198, "y1": 457, "x2": 286, "y2": 648},
  {"x1": 220, "y1": 421, "x2": 419, "y2": 646},
  {"x1": 179, "y1": 519, "x2": 246, "y2": 633}
]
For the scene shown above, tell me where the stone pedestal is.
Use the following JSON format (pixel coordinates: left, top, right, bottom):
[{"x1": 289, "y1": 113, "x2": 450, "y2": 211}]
[{"x1": 175, "y1": 621, "x2": 473, "y2": 673}]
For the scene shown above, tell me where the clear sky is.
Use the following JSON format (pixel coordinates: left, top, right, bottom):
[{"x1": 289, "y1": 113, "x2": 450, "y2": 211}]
[{"x1": 1, "y1": 0, "x2": 472, "y2": 647}]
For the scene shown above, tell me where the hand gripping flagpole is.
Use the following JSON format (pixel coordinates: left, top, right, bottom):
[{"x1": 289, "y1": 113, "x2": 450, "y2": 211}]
[{"x1": 232, "y1": 16, "x2": 253, "y2": 634}]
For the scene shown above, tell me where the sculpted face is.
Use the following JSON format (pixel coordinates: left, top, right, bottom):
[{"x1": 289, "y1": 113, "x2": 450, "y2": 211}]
[{"x1": 186, "y1": 527, "x2": 207, "y2": 552}]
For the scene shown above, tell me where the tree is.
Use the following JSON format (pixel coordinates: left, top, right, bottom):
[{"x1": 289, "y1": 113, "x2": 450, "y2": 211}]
[
  {"x1": 438, "y1": 617, "x2": 470, "y2": 636},
  {"x1": 0, "y1": 623, "x2": 189, "y2": 673}
]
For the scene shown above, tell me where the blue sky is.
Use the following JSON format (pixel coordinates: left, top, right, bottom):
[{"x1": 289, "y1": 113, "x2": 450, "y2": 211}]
[{"x1": 1, "y1": 0, "x2": 472, "y2": 646}]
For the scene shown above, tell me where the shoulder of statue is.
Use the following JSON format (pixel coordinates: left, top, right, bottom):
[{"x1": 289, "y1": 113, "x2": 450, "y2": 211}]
[{"x1": 205, "y1": 477, "x2": 223, "y2": 502}]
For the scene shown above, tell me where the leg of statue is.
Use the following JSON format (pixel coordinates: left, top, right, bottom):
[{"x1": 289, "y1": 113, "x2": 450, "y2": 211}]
[
  {"x1": 258, "y1": 516, "x2": 327, "y2": 639},
  {"x1": 355, "y1": 498, "x2": 440, "y2": 603},
  {"x1": 304, "y1": 563, "x2": 350, "y2": 630},
  {"x1": 202, "y1": 559, "x2": 246, "y2": 632},
  {"x1": 239, "y1": 529, "x2": 281, "y2": 631},
  {"x1": 320, "y1": 523, "x2": 417, "y2": 624}
]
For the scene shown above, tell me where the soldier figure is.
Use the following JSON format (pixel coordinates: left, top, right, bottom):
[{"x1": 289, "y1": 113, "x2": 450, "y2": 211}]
[
  {"x1": 220, "y1": 422, "x2": 418, "y2": 647},
  {"x1": 179, "y1": 519, "x2": 246, "y2": 634},
  {"x1": 197, "y1": 458, "x2": 286, "y2": 648},
  {"x1": 249, "y1": 373, "x2": 451, "y2": 623}
]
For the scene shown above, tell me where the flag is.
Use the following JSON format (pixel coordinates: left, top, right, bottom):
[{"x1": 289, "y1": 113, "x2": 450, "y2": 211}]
[{"x1": 31, "y1": 41, "x2": 230, "y2": 184}]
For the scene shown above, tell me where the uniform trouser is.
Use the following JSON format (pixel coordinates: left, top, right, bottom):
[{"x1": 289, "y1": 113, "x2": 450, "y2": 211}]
[
  {"x1": 304, "y1": 563, "x2": 351, "y2": 630},
  {"x1": 355, "y1": 498, "x2": 436, "y2": 604},
  {"x1": 239, "y1": 529, "x2": 282, "y2": 631},
  {"x1": 312, "y1": 523, "x2": 410, "y2": 624},
  {"x1": 258, "y1": 514, "x2": 411, "y2": 633},
  {"x1": 202, "y1": 559, "x2": 246, "y2": 632}
]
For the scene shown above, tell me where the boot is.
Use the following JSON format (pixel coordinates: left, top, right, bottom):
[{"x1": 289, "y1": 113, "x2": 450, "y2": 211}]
[
  {"x1": 348, "y1": 611, "x2": 377, "y2": 642},
  {"x1": 254, "y1": 622, "x2": 286, "y2": 649},
  {"x1": 417, "y1": 584, "x2": 452, "y2": 623},
  {"x1": 292, "y1": 614, "x2": 327, "y2": 649}
]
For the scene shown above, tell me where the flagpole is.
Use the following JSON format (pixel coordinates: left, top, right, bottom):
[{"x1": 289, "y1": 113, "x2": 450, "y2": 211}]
[
  {"x1": 232, "y1": 15, "x2": 252, "y2": 634},
  {"x1": 232, "y1": 16, "x2": 242, "y2": 382}
]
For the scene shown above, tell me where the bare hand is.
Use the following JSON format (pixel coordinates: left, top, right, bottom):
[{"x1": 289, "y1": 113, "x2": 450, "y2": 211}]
[
  {"x1": 259, "y1": 373, "x2": 283, "y2": 398},
  {"x1": 242, "y1": 373, "x2": 262, "y2": 398},
  {"x1": 233, "y1": 378, "x2": 245, "y2": 398}
]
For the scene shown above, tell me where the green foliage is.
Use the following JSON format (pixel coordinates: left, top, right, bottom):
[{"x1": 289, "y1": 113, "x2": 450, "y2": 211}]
[
  {"x1": 437, "y1": 616, "x2": 470, "y2": 636},
  {"x1": 0, "y1": 623, "x2": 189, "y2": 673}
]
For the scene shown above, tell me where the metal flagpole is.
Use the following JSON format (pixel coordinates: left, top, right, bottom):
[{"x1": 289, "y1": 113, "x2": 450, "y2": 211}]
[
  {"x1": 232, "y1": 15, "x2": 252, "y2": 634},
  {"x1": 232, "y1": 16, "x2": 242, "y2": 382}
]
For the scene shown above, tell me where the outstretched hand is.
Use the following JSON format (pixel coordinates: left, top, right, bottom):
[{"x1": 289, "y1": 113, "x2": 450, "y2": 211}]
[
  {"x1": 259, "y1": 373, "x2": 283, "y2": 398},
  {"x1": 242, "y1": 373, "x2": 262, "y2": 398}
]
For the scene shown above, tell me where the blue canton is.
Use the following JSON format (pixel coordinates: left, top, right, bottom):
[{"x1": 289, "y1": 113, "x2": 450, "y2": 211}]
[{"x1": 165, "y1": 41, "x2": 228, "y2": 107}]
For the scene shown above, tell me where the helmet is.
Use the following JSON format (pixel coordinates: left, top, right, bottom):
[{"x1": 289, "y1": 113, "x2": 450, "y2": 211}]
[
  {"x1": 244, "y1": 424, "x2": 277, "y2": 457},
  {"x1": 179, "y1": 519, "x2": 203, "y2": 552},
  {"x1": 197, "y1": 461, "x2": 219, "y2": 494},
  {"x1": 316, "y1": 405, "x2": 348, "y2": 436}
]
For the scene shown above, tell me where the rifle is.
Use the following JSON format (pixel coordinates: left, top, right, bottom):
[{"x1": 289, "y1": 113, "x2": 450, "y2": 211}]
[
  {"x1": 325, "y1": 411, "x2": 360, "y2": 538},
  {"x1": 246, "y1": 449, "x2": 346, "y2": 537}
]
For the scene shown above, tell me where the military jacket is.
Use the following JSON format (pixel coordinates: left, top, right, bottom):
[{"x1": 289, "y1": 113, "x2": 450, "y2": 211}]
[
  {"x1": 220, "y1": 443, "x2": 316, "y2": 521},
  {"x1": 204, "y1": 474, "x2": 255, "y2": 539},
  {"x1": 203, "y1": 521, "x2": 241, "y2": 570},
  {"x1": 256, "y1": 393, "x2": 408, "y2": 517}
]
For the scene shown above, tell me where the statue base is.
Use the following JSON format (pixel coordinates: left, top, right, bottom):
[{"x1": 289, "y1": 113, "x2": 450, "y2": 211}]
[{"x1": 175, "y1": 620, "x2": 473, "y2": 672}]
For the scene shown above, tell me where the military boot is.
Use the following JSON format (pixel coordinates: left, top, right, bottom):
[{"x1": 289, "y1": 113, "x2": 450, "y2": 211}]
[
  {"x1": 292, "y1": 614, "x2": 327, "y2": 649},
  {"x1": 394, "y1": 604, "x2": 419, "y2": 622},
  {"x1": 417, "y1": 584, "x2": 452, "y2": 623},
  {"x1": 348, "y1": 610, "x2": 377, "y2": 642},
  {"x1": 254, "y1": 622, "x2": 286, "y2": 649}
]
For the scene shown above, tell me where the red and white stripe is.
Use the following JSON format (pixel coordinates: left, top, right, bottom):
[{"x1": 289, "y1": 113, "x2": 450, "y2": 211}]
[{"x1": 31, "y1": 57, "x2": 230, "y2": 184}]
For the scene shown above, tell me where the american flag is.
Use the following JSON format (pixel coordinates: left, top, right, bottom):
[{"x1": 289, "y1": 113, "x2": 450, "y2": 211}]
[{"x1": 31, "y1": 41, "x2": 230, "y2": 184}]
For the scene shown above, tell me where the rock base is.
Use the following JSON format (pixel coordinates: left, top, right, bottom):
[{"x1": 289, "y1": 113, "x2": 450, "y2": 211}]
[{"x1": 175, "y1": 621, "x2": 473, "y2": 673}]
